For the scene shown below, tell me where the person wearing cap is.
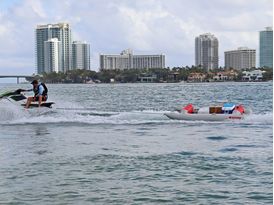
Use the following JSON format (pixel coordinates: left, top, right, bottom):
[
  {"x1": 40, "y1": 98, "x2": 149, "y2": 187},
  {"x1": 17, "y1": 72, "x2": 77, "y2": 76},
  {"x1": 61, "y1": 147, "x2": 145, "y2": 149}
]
[{"x1": 24, "y1": 80, "x2": 48, "y2": 108}]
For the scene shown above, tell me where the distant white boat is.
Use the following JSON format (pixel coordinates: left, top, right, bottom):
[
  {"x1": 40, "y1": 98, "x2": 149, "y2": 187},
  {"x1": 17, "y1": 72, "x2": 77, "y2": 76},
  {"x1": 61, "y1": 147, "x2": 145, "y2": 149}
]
[{"x1": 86, "y1": 80, "x2": 95, "y2": 84}]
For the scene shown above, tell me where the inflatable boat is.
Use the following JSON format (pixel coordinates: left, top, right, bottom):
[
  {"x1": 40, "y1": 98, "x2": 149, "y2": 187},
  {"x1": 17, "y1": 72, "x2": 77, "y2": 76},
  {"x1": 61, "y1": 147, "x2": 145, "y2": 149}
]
[{"x1": 164, "y1": 103, "x2": 249, "y2": 121}]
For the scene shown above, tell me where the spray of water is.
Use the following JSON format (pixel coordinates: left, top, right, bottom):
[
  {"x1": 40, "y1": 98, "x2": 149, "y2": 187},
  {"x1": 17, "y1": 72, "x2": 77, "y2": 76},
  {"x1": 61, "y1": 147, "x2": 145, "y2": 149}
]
[{"x1": 0, "y1": 99, "x2": 272, "y2": 126}]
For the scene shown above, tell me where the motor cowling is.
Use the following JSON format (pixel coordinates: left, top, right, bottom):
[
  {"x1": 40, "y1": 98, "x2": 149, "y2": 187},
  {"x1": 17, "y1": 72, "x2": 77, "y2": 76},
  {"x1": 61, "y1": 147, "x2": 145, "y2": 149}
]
[
  {"x1": 183, "y1": 104, "x2": 194, "y2": 114},
  {"x1": 235, "y1": 105, "x2": 245, "y2": 114}
]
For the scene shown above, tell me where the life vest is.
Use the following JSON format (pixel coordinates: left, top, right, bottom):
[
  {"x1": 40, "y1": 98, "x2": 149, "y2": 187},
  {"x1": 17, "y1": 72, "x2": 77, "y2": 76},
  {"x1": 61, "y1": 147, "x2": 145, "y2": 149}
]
[{"x1": 34, "y1": 83, "x2": 48, "y2": 96}]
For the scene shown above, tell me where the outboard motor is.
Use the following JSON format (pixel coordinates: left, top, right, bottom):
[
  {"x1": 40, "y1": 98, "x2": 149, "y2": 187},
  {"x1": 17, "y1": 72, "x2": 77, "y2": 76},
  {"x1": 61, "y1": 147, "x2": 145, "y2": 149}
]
[{"x1": 183, "y1": 104, "x2": 194, "y2": 114}]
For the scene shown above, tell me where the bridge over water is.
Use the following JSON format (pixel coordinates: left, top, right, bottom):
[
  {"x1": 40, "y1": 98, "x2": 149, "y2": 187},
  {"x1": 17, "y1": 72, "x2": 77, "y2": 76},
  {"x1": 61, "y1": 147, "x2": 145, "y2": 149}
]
[{"x1": 0, "y1": 75, "x2": 35, "y2": 84}]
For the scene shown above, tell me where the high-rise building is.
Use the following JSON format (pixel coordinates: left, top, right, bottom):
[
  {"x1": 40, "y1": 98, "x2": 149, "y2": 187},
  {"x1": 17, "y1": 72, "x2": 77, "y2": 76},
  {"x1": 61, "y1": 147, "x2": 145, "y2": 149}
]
[
  {"x1": 195, "y1": 33, "x2": 219, "y2": 71},
  {"x1": 100, "y1": 49, "x2": 165, "y2": 70},
  {"x1": 72, "y1": 41, "x2": 90, "y2": 70},
  {"x1": 44, "y1": 38, "x2": 62, "y2": 73},
  {"x1": 260, "y1": 27, "x2": 273, "y2": 68},
  {"x1": 225, "y1": 47, "x2": 256, "y2": 70},
  {"x1": 36, "y1": 23, "x2": 72, "y2": 74}
]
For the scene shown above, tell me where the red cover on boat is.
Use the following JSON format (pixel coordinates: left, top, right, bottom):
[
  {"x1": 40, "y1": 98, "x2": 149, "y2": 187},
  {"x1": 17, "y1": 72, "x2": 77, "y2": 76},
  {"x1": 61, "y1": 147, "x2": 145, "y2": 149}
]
[
  {"x1": 183, "y1": 104, "x2": 194, "y2": 113},
  {"x1": 235, "y1": 105, "x2": 245, "y2": 114}
]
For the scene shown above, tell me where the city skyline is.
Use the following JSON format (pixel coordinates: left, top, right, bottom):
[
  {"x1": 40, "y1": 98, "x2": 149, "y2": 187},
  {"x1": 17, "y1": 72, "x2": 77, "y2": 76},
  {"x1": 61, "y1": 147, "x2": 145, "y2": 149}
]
[{"x1": 0, "y1": 0, "x2": 272, "y2": 75}]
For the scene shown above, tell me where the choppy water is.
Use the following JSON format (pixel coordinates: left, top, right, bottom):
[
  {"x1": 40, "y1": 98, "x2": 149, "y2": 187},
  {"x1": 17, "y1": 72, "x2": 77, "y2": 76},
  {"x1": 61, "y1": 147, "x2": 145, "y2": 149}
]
[{"x1": 0, "y1": 82, "x2": 272, "y2": 204}]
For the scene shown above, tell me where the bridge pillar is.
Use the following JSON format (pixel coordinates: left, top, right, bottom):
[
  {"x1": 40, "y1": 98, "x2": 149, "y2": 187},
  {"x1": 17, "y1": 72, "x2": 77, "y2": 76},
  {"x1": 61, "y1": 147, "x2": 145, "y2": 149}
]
[{"x1": 17, "y1": 77, "x2": 19, "y2": 84}]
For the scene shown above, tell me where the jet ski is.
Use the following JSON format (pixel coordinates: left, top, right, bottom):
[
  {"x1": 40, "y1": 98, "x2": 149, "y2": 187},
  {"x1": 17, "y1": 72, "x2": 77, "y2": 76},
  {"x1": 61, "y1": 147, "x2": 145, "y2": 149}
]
[
  {"x1": 0, "y1": 89, "x2": 54, "y2": 108},
  {"x1": 164, "y1": 103, "x2": 250, "y2": 121}
]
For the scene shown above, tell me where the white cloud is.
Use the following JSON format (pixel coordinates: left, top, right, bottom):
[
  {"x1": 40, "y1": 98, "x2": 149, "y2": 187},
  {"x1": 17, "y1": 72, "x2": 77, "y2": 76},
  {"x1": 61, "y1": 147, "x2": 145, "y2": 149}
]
[
  {"x1": 29, "y1": 0, "x2": 46, "y2": 18},
  {"x1": 0, "y1": 0, "x2": 272, "y2": 75},
  {"x1": 0, "y1": 24, "x2": 8, "y2": 36}
]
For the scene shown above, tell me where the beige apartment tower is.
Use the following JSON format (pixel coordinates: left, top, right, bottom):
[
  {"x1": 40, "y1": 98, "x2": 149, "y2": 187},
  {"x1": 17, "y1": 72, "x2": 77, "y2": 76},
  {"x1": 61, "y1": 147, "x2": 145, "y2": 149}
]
[
  {"x1": 100, "y1": 49, "x2": 165, "y2": 70},
  {"x1": 225, "y1": 47, "x2": 256, "y2": 70}
]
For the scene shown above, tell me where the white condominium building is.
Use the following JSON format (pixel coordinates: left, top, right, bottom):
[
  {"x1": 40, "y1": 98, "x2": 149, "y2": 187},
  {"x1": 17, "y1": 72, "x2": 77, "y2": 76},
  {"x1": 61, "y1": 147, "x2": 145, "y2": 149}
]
[
  {"x1": 72, "y1": 41, "x2": 90, "y2": 70},
  {"x1": 195, "y1": 33, "x2": 219, "y2": 71},
  {"x1": 36, "y1": 23, "x2": 72, "y2": 74},
  {"x1": 44, "y1": 38, "x2": 62, "y2": 73},
  {"x1": 225, "y1": 47, "x2": 256, "y2": 70},
  {"x1": 100, "y1": 49, "x2": 165, "y2": 70}
]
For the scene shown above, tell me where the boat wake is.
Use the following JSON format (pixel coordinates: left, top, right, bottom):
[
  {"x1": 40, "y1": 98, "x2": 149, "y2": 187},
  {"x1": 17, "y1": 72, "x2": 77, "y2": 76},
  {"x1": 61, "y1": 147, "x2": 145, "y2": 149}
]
[
  {"x1": 0, "y1": 102, "x2": 272, "y2": 126},
  {"x1": 0, "y1": 100, "x2": 169, "y2": 125},
  {"x1": 243, "y1": 112, "x2": 273, "y2": 125},
  {"x1": 0, "y1": 99, "x2": 30, "y2": 121}
]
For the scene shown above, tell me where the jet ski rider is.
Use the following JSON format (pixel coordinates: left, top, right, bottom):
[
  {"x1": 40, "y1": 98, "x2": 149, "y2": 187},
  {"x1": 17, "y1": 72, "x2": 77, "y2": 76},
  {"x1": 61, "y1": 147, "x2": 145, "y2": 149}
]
[{"x1": 24, "y1": 80, "x2": 48, "y2": 108}]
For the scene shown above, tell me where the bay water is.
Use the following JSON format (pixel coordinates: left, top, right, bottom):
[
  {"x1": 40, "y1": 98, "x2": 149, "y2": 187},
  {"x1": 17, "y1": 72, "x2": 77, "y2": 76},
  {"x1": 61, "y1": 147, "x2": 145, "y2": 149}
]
[{"x1": 0, "y1": 82, "x2": 272, "y2": 204}]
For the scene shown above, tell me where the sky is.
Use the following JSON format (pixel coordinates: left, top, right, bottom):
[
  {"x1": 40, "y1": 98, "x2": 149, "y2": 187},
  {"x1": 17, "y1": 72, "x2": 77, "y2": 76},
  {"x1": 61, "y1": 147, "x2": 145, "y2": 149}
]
[{"x1": 0, "y1": 0, "x2": 272, "y2": 75}]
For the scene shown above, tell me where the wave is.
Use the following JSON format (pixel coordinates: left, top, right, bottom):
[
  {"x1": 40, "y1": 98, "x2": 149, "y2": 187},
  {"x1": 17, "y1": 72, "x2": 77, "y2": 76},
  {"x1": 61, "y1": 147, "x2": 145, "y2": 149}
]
[
  {"x1": 0, "y1": 102, "x2": 272, "y2": 126},
  {"x1": 0, "y1": 100, "x2": 31, "y2": 121},
  {"x1": 243, "y1": 112, "x2": 273, "y2": 124},
  {"x1": 0, "y1": 106, "x2": 171, "y2": 125}
]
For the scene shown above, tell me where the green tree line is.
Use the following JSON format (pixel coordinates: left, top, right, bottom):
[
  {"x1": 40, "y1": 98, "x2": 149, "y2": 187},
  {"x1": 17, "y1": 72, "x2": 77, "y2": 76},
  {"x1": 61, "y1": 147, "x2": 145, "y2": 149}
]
[{"x1": 26, "y1": 66, "x2": 272, "y2": 83}]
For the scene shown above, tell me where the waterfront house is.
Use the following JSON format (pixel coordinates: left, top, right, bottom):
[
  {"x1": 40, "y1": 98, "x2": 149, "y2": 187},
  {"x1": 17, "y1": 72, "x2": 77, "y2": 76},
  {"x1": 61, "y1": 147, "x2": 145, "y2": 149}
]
[{"x1": 242, "y1": 70, "x2": 265, "y2": 81}]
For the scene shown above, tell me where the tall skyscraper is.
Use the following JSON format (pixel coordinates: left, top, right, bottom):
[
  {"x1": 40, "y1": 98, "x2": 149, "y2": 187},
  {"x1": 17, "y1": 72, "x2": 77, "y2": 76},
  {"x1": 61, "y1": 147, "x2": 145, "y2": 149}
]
[
  {"x1": 44, "y1": 38, "x2": 62, "y2": 73},
  {"x1": 72, "y1": 41, "x2": 90, "y2": 70},
  {"x1": 36, "y1": 23, "x2": 72, "y2": 74},
  {"x1": 100, "y1": 49, "x2": 165, "y2": 70},
  {"x1": 195, "y1": 33, "x2": 219, "y2": 71},
  {"x1": 225, "y1": 47, "x2": 256, "y2": 70},
  {"x1": 260, "y1": 27, "x2": 273, "y2": 68}
]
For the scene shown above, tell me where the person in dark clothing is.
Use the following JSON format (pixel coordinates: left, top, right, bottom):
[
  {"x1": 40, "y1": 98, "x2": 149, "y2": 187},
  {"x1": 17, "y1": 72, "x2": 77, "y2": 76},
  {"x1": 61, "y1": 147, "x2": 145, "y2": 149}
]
[{"x1": 25, "y1": 80, "x2": 48, "y2": 108}]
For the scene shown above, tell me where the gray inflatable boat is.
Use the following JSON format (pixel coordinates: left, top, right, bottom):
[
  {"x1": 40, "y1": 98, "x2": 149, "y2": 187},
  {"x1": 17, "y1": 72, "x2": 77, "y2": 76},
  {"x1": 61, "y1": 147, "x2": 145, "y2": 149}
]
[{"x1": 164, "y1": 103, "x2": 249, "y2": 121}]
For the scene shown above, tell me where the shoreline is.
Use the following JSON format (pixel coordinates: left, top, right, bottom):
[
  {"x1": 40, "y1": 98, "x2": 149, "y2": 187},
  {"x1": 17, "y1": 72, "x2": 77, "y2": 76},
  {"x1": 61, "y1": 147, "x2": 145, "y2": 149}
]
[{"x1": 0, "y1": 81, "x2": 272, "y2": 85}]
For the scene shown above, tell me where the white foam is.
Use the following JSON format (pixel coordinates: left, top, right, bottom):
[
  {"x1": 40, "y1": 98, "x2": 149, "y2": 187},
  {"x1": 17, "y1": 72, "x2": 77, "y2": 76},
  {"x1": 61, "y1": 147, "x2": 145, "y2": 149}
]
[
  {"x1": 0, "y1": 100, "x2": 272, "y2": 126},
  {"x1": 243, "y1": 112, "x2": 273, "y2": 125},
  {"x1": 0, "y1": 99, "x2": 30, "y2": 121},
  {"x1": 0, "y1": 106, "x2": 169, "y2": 125}
]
